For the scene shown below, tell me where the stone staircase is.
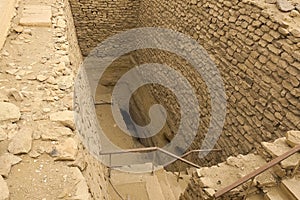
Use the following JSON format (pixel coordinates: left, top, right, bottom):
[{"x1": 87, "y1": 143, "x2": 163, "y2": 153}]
[
  {"x1": 108, "y1": 164, "x2": 192, "y2": 200},
  {"x1": 106, "y1": 131, "x2": 300, "y2": 200},
  {"x1": 181, "y1": 131, "x2": 300, "y2": 200}
]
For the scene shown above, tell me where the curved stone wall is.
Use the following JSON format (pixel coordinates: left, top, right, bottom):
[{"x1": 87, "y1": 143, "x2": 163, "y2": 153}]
[{"x1": 68, "y1": 0, "x2": 300, "y2": 167}]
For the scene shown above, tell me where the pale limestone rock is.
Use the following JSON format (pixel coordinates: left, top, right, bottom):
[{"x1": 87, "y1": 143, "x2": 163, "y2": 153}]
[
  {"x1": 70, "y1": 167, "x2": 91, "y2": 200},
  {"x1": 0, "y1": 128, "x2": 6, "y2": 141},
  {"x1": 41, "y1": 126, "x2": 73, "y2": 141},
  {"x1": 8, "y1": 88, "x2": 23, "y2": 101},
  {"x1": 277, "y1": 0, "x2": 295, "y2": 12},
  {"x1": 266, "y1": 0, "x2": 277, "y2": 4},
  {"x1": 52, "y1": 138, "x2": 78, "y2": 161},
  {"x1": 290, "y1": 10, "x2": 300, "y2": 17},
  {"x1": 57, "y1": 75, "x2": 73, "y2": 90},
  {"x1": 262, "y1": 138, "x2": 300, "y2": 169},
  {"x1": 0, "y1": 102, "x2": 21, "y2": 122},
  {"x1": 8, "y1": 127, "x2": 33, "y2": 154},
  {"x1": 0, "y1": 176, "x2": 9, "y2": 200},
  {"x1": 0, "y1": 153, "x2": 22, "y2": 177},
  {"x1": 13, "y1": 26, "x2": 23, "y2": 33},
  {"x1": 36, "y1": 75, "x2": 48, "y2": 82},
  {"x1": 286, "y1": 131, "x2": 300, "y2": 147},
  {"x1": 20, "y1": 5, "x2": 52, "y2": 27},
  {"x1": 56, "y1": 18, "x2": 66, "y2": 28},
  {"x1": 50, "y1": 111, "x2": 75, "y2": 130},
  {"x1": 68, "y1": 152, "x2": 87, "y2": 171}
]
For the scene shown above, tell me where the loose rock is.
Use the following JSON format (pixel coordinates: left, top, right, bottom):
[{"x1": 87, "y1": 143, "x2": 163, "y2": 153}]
[
  {"x1": 13, "y1": 26, "x2": 24, "y2": 33},
  {"x1": 70, "y1": 167, "x2": 91, "y2": 200},
  {"x1": 277, "y1": 0, "x2": 295, "y2": 12},
  {"x1": 0, "y1": 102, "x2": 21, "y2": 122},
  {"x1": 286, "y1": 130, "x2": 300, "y2": 147},
  {"x1": 0, "y1": 176, "x2": 9, "y2": 200},
  {"x1": 41, "y1": 126, "x2": 73, "y2": 141},
  {"x1": 8, "y1": 88, "x2": 23, "y2": 101},
  {"x1": 0, "y1": 153, "x2": 22, "y2": 177},
  {"x1": 51, "y1": 138, "x2": 78, "y2": 161},
  {"x1": 50, "y1": 111, "x2": 75, "y2": 130},
  {"x1": 8, "y1": 127, "x2": 33, "y2": 154}
]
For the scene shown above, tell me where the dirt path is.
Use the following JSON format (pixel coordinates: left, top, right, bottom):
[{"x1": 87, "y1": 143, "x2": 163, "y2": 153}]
[{"x1": 0, "y1": 0, "x2": 91, "y2": 199}]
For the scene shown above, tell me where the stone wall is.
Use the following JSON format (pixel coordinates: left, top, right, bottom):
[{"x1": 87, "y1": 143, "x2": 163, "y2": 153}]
[
  {"x1": 135, "y1": 0, "x2": 300, "y2": 166},
  {"x1": 68, "y1": 0, "x2": 140, "y2": 56},
  {"x1": 64, "y1": 1, "x2": 110, "y2": 199},
  {"x1": 0, "y1": 0, "x2": 17, "y2": 50},
  {"x1": 68, "y1": 0, "x2": 300, "y2": 167}
]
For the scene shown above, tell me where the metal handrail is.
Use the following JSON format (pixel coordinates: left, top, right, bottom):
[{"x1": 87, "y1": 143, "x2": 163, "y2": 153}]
[
  {"x1": 100, "y1": 147, "x2": 221, "y2": 170},
  {"x1": 214, "y1": 144, "x2": 300, "y2": 199}
]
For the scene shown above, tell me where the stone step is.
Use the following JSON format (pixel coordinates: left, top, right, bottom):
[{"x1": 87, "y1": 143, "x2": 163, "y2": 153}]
[
  {"x1": 165, "y1": 171, "x2": 190, "y2": 199},
  {"x1": 110, "y1": 167, "x2": 166, "y2": 200},
  {"x1": 155, "y1": 169, "x2": 176, "y2": 200},
  {"x1": 280, "y1": 177, "x2": 300, "y2": 200},
  {"x1": 246, "y1": 193, "x2": 264, "y2": 200},
  {"x1": 264, "y1": 187, "x2": 291, "y2": 200},
  {"x1": 144, "y1": 173, "x2": 166, "y2": 200}
]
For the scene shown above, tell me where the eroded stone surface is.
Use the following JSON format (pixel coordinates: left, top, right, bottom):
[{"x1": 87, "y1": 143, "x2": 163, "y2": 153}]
[
  {"x1": 8, "y1": 127, "x2": 33, "y2": 154},
  {"x1": 50, "y1": 137, "x2": 78, "y2": 161},
  {"x1": 19, "y1": 5, "x2": 52, "y2": 27},
  {"x1": 0, "y1": 153, "x2": 22, "y2": 177},
  {"x1": 70, "y1": 167, "x2": 91, "y2": 200},
  {"x1": 286, "y1": 130, "x2": 300, "y2": 147},
  {"x1": 277, "y1": 0, "x2": 295, "y2": 12},
  {"x1": 50, "y1": 111, "x2": 75, "y2": 130},
  {"x1": 0, "y1": 102, "x2": 21, "y2": 122}
]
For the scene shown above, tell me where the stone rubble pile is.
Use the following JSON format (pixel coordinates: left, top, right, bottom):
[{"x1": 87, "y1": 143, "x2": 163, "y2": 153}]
[{"x1": 181, "y1": 131, "x2": 300, "y2": 200}]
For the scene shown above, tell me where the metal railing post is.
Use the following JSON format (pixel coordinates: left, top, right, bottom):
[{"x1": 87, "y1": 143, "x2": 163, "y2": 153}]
[
  {"x1": 177, "y1": 161, "x2": 182, "y2": 182},
  {"x1": 109, "y1": 154, "x2": 112, "y2": 178},
  {"x1": 152, "y1": 151, "x2": 156, "y2": 175}
]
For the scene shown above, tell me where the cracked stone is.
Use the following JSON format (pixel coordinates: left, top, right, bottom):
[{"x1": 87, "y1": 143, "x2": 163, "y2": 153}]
[
  {"x1": 0, "y1": 102, "x2": 21, "y2": 122},
  {"x1": 0, "y1": 153, "x2": 22, "y2": 177},
  {"x1": 8, "y1": 127, "x2": 33, "y2": 154}
]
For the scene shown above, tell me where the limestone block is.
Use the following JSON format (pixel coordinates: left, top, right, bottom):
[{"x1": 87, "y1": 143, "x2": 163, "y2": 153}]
[
  {"x1": 286, "y1": 131, "x2": 300, "y2": 147},
  {"x1": 0, "y1": 102, "x2": 21, "y2": 122},
  {"x1": 20, "y1": 5, "x2": 52, "y2": 27}
]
